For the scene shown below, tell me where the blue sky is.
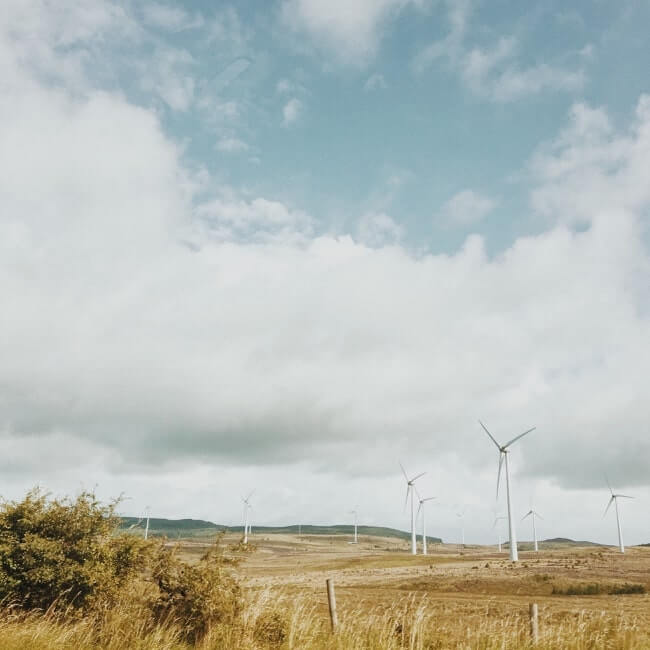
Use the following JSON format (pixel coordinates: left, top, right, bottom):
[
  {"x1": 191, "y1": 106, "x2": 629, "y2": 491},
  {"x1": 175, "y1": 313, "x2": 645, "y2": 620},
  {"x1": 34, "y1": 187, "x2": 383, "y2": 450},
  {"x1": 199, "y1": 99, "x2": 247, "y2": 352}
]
[
  {"x1": 98, "y1": 0, "x2": 650, "y2": 253},
  {"x1": 1, "y1": 1, "x2": 649, "y2": 544}
]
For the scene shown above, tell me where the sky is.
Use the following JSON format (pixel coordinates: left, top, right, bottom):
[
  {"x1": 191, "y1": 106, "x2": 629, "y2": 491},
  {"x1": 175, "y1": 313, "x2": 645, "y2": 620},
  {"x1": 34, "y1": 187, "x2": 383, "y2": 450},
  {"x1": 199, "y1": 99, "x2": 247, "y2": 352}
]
[{"x1": 1, "y1": 0, "x2": 649, "y2": 546}]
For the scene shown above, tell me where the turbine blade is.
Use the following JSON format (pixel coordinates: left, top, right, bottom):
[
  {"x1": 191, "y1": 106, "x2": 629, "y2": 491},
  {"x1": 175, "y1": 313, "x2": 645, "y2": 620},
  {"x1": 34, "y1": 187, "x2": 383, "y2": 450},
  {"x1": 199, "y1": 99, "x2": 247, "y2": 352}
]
[
  {"x1": 411, "y1": 471, "x2": 426, "y2": 483},
  {"x1": 479, "y1": 420, "x2": 501, "y2": 450},
  {"x1": 496, "y1": 452, "x2": 504, "y2": 499},
  {"x1": 503, "y1": 427, "x2": 536, "y2": 449},
  {"x1": 603, "y1": 495, "x2": 615, "y2": 517},
  {"x1": 605, "y1": 473, "x2": 613, "y2": 495},
  {"x1": 399, "y1": 461, "x2": 409, "y2": 482}
]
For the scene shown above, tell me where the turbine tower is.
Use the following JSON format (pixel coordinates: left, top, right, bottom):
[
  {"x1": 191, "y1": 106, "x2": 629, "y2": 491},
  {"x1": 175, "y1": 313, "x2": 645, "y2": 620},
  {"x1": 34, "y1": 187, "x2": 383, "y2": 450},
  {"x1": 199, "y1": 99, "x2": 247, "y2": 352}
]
[
  {"x1": 242, "y1": 490, "x2": 254, "y2": 544},
  {"x1": 604, "y1": 479, "x2": 633, "y2": 553},
  {"x1": 493, "y1": 515, "x2": 507, "y2": 552},
  {"x1": 415, "y1": 489, "x2": 436, "y2": 555},
  {"x1": 456, "y1": 510, "x2": 466, "y2": 547},
  {"x1": 522, "y1": 508, "x2": 543, "y2": 552},
  {"x1": 350, "y1": 508, "x2": 358, "y2": 544},
  {"x1": 479, "y1": 420, "x2": 536, "y2": 562},
  {"x1": 399, "y1": 462, "x2": 426, "y2": 555},
  {"x1": 144, "y1": 505, "x2": 150, "y2": 541}
]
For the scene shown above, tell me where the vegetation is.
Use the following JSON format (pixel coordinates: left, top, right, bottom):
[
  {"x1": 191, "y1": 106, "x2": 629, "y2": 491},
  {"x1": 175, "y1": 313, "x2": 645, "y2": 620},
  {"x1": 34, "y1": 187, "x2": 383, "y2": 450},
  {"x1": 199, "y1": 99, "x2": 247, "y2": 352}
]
[
  {"x1": 552, "y1": 581, "x2": 646, "y2": 596},
  {"x1": 0, "y1": 489, "x2": 243, "y2": 642},
  {"x1": 0, "y1": 489, "x2": 648, "y2": 648},
  {"x1": 120, "y1": 519, "x2": 443, "y2": 544}
]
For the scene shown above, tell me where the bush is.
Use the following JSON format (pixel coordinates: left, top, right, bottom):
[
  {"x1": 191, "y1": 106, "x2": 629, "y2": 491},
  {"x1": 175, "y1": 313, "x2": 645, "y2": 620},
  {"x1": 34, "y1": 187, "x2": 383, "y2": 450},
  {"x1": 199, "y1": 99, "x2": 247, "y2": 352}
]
[
  {"x1": 0, "y1": 488, "x2": 244, "y2": 642},
  {"x1": 0, "y1": 489, "x2": 149, "y2": 611}
]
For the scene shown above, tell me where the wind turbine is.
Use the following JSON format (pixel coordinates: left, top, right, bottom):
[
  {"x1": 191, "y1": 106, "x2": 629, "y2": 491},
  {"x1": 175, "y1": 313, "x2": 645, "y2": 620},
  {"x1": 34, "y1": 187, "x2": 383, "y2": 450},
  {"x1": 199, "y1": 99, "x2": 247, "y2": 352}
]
[
  {"x1": 144, "y1": 505, "x2": 150, "y2": 541},
  {"x1": 479, "y1": 420, "x2": 536, "y2": 562},
  {"x1": 493, "y1": 515, "x2": 507, "y2": 552},
  {"x1": 604, "y1": 478, "x2": 633, "y2": 553},
  {"x1": 399, "y1": 462, "x2": 426, "y2": 555},
  {"x1": 242, "y1": 490, "x2": 254, "y2": 544},
  {"x1": 522, "y1": 508, "x2": 543, "y2": 552},
  {"x1": 350, "y1": 508, "x2": 358, "y2": 544},
  {"x1": 415, "y1": 489, "x2": 436, "y2": 555},
  {"x1": 456, "y1": 510, "x2": 466, "y2": 547}
]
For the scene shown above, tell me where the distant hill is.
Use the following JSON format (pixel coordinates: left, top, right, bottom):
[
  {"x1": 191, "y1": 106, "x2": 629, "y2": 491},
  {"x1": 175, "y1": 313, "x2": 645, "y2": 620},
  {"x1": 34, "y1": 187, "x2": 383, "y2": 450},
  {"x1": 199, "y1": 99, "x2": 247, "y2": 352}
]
[
  {"x1": 119, "y1": 518, "x2": 442, "y2": 543},
  {"x1": 541, "y1": 538, "x2": 601, "y2": 547}
]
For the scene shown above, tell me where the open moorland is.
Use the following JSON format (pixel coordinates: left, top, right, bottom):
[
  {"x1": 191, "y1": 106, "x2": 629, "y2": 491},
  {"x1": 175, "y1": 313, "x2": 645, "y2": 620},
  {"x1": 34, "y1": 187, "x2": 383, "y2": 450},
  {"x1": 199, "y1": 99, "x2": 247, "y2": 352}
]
[{"x1": 170, "y1": 531, "x2": 650, "y2": 648}]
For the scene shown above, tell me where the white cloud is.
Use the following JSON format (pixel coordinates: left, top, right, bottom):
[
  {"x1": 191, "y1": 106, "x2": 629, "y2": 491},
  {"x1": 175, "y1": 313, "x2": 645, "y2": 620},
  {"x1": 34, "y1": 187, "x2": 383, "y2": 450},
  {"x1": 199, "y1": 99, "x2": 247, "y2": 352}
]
[
  {"x1": 281, "y1": 0, "x2": 426, "y2": 65},
  {"x1": 1, "y1": 1, "x2": 650, "y2": 544},
  {"x1": 282, "y1": 97, "x2": 303, "y2": 125},
  {"x1": 141, "y1": 2, "x2": 204, "y2": 32},
  {"x1": 357, "y1": 212, "x2": 403, "y2": 246},
  {"x1": 440, "y1": 189, "x2": 496, "y2": 226},
  {"x1": 414, "y1": 1, "x2": 586, "y2": 101},
  {"x1": 363, "y1": 72, "x2": 387, "y2": 91},
  {"x1": 215, "y1": 136, "x2": 249, "y2": 153}
]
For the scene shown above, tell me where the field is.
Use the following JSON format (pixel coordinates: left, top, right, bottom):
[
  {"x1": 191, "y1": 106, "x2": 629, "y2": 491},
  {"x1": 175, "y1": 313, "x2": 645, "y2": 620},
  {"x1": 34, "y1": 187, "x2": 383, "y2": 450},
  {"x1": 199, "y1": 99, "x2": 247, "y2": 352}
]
[
  {"x1": 175, "y1": 532, "x2": 650, "y2": 648},
  {"x1": 2, "y1": 528, "x2": 650, "y2": 649}
]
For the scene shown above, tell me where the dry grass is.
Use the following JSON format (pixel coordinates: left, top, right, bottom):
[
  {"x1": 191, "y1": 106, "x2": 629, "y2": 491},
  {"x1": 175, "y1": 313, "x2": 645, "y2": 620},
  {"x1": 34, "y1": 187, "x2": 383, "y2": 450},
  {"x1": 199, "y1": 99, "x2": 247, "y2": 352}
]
[{"x1": 1, "y1": 535, "x2": 649, "y2": 649}]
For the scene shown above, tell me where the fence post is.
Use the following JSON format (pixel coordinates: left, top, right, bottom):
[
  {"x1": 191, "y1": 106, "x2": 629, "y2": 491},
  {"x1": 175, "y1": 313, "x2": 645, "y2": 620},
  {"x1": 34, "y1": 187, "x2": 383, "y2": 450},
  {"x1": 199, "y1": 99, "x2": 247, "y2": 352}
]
[
  {"x1": 326, "y1": 578, "x2": 338, "y2": 632},
  {"x1": 529, "y1": 602, "x2": 539, "y2": 644}
]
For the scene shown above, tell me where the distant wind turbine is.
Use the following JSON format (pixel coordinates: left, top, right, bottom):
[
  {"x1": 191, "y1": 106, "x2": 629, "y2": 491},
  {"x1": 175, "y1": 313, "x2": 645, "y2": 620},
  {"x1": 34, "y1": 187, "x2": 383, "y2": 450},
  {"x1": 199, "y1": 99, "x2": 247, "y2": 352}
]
[
  {"x1": 350, "y1": 508, "x2": 358, "y2": 544},
  {"x1": 144, "y1": 506, "x2": 150, "y2": 541},
  {"x1": 604, "y1": 478, "x2": 633, "y2": 553},
  {"x1": 522, "y1": 508, "x2": 543, "y2": 552},
  {"x1": 415, "y1": 489, "x2": 436, "y2": 555},
  {"x1": 456, "y1": 510, "x2": 465, "y2": 547},
  {"x1": 399, "y1": 462, "x2": 426, "y2": 555},
  {"x1": 479, "y1": 420, "x2": 536, "y2": 562},
  {"x1": 493, "y1": 515, "x2": 507, "y2": 552},
  {"x1": 242, "y1": 490, "x2": 254, "y2": 544}
]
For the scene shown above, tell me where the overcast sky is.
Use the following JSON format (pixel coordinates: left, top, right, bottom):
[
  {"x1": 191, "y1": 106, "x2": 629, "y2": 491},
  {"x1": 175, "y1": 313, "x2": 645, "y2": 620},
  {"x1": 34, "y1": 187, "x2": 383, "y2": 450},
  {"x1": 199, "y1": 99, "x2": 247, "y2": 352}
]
[{"x1": 1, "y1": 0, "x2": 649, "y2": 546}]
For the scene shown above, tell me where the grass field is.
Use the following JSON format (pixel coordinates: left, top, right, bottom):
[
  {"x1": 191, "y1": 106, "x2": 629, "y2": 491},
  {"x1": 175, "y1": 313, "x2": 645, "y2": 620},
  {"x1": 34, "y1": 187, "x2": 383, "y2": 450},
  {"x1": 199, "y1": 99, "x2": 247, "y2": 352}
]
[{"x1": 2, "y1": 532, "x2": 650, "y2": 648}]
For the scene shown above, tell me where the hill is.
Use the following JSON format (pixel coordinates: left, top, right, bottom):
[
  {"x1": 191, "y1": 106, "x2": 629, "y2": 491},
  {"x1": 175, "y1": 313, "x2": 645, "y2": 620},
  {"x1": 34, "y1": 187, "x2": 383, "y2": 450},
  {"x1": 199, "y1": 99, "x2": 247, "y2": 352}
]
[{"x1": 119, "y1": 518, "x2": 442, "y2": 543}]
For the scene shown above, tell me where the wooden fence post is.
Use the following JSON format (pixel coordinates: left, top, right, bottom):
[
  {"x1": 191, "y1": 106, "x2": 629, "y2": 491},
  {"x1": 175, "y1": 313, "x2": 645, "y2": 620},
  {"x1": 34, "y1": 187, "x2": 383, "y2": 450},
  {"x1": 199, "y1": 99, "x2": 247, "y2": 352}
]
[
  {"x1": 529, "y1": 602, "x2": 539, "y2": 644},
  {"x1": 326, "y1": 578, "x2": 338, "y2": 632}
]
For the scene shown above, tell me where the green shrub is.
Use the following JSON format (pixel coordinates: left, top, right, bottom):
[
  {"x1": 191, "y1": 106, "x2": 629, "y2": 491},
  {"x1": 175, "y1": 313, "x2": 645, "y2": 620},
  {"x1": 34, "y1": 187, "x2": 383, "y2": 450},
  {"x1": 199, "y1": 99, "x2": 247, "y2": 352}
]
[
  {"x1": 0, "y1": 488, "x2": 245, "y2": 643},
  {"x1": 0, "y1": 489, "x2": 150, "y2": 610}
]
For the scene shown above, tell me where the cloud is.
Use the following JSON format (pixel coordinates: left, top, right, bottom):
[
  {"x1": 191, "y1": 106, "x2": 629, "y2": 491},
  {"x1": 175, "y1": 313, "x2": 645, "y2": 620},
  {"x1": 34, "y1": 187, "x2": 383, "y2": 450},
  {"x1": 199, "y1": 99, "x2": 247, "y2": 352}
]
[
  {"x1": 363, "y1": 73, "x2": 387, "y2": 91},
  {"x1": 440, "y1": 189, "x2": 496, "y2": 226},
  {"x1": 281, "y1": 0, "x2": 426, "y2": 66},
  {"x1": 215, "y1": 136, "x2": 249, "y2": 153},
  {"x1": 282, "y1": 97, "x2": 303, "y2": 125},
  {"x1": 1, "y1": 1, "x2": 650, "y2": 543},
  {"x1": 141, "y1": 2, "x2": 204, "y2": 32},
  {"x1": 414, "y1": 1, "x2": 586, "y2": 101},
  {"x1": 357, "y1": 212, "x2": 403, "y2": 246}
]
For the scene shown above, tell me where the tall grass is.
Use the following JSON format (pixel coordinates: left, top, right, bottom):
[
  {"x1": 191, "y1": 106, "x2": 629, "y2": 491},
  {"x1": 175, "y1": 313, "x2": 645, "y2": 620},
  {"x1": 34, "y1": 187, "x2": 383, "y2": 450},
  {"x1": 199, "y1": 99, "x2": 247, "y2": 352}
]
[{"x1": 0, "y1": 589, "x2": 647, "y2": 649}]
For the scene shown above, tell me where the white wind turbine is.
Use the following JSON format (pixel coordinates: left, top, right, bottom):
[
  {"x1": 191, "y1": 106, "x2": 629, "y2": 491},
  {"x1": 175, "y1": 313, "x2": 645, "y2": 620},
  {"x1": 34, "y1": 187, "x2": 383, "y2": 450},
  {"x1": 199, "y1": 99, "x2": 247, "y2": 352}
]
[
  {"x1": 479, "y1": 420, "x2": 536, "y2": 562},
  {"x1": 350, "y1": 508, "x2": 358, "y2": 544},
  {"x1": 242, "y1": 490, "x2": 254, "y2": 544},
  {"x1": 399, "y1": 462, "x2": 426, "y2": 555},
  {"x1": 493, "y1": 515, "x2": 507, "y2": 552},
  {"x1": 604, "y1": 478, "x2": 634, "y2": 553},
  {"x1": 144, "y1": 505, "x2": 150, "y2": 541},
  {"x1": 522, "y1": 508, "x2": 543, "y2": 552},
  {"x1": 415, "y1": 489, "x2": 436, "y2": 555},
  {"x1": 456, "y1": 509, "x2": 466, "y2": 547}
]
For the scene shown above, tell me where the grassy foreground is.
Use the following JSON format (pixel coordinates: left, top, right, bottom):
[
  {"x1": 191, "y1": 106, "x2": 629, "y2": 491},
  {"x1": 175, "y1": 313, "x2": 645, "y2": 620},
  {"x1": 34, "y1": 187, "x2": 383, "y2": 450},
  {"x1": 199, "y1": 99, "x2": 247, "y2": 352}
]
[{"x1": 0, "y1": 589, "x2": 647, "y2": 650}]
